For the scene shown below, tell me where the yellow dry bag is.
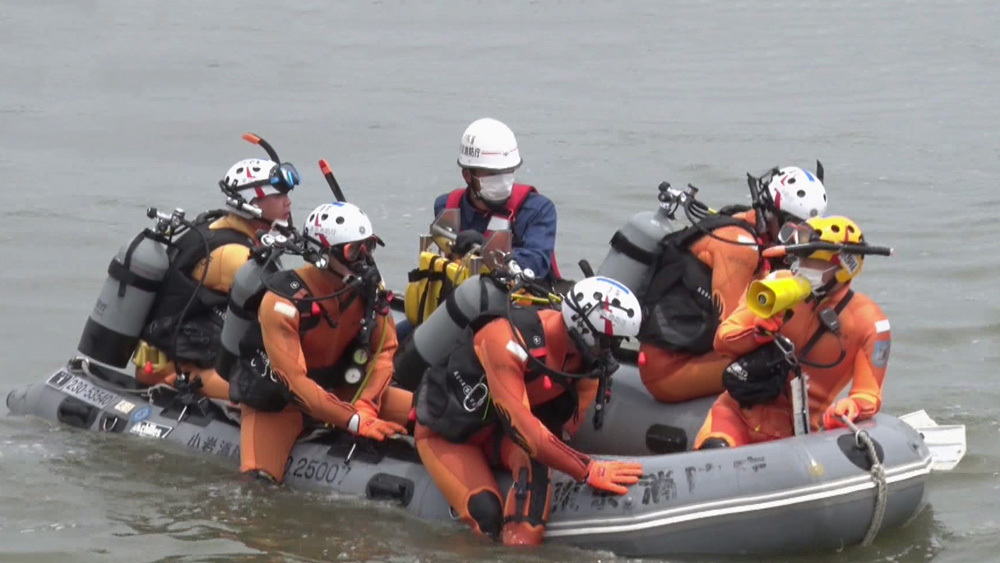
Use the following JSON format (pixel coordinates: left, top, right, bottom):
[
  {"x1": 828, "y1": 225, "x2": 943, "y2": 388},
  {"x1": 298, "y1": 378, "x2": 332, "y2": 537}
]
[{"x1": 405, "y1": 252, "x2": 473, "y2": 325}]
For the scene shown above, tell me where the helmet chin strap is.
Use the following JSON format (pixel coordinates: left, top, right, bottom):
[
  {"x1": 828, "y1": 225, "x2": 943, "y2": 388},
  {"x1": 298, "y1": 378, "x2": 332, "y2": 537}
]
[
  {"x1": 563, "y1": 297, "x2": 622, "y2": 373},
  {"x1": 813, "y1": 278, "x2": 843, "y2": 300}
]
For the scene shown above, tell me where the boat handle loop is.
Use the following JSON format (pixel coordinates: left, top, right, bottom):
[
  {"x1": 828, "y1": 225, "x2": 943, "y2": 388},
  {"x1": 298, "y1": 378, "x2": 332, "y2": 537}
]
[{"x1": 840, "y1": 415, "x2": 888, "y2": 547}]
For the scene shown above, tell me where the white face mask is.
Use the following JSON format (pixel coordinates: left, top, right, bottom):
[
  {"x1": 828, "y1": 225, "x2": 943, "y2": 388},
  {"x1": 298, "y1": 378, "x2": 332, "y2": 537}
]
[
  {"x1": 791, "y1": 259, "x2": 836, "y2": 294},
  {"x1": 476, "y1": 173, "x2": 515, "y2": 203}
]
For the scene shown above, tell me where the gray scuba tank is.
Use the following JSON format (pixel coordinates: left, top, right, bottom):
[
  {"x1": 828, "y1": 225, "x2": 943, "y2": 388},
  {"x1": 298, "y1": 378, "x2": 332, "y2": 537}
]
[
  {"x1": 216, "y1": 251, "x2": 282, "y2": 381},
  {"x1": 596, "y1": 203, "x2": 676, "y2": 296},
  {"x1": 77, "y1": 229, "x2": 171, "y2": 368},
  {"x1": 393, "y1": 274, "x2": 509, "y2": 391}
]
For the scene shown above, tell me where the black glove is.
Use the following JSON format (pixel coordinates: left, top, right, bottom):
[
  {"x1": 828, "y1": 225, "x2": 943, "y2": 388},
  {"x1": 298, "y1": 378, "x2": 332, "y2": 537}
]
[{"x1": 453, "y1": 229, "x2": 485, "y2": 256}]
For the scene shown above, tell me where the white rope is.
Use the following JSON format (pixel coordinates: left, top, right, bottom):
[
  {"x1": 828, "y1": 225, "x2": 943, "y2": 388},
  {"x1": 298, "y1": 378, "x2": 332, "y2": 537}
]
[
  {"x1": 841, "y1": 416, "x2": 888, "y2": 546},
  {"x1": 71, "y1": 356, "x2": 155, "y2": 398}
]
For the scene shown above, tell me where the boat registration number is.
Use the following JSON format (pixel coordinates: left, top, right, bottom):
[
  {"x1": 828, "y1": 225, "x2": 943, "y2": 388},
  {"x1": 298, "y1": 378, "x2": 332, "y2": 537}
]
[{"x1": 46, "y1": 371, "x2": 119, "y2": 409}]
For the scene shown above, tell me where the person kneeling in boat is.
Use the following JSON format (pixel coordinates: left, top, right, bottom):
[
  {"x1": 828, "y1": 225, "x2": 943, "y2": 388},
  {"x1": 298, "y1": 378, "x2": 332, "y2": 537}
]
[
  {"x1": 437, "y1": 117, "x2": 561, "y2": 285},
  {"x1": 232, "y1": 202, "x2": 411, "y2": 483},
  {"x1": 133, "y1": 155, "x2": 296, "y2": 400},
  {"x1": 415, "y1": 276, "x2": 644, "y2": 545},
  {"x1": 640, "y1": 165, "x2": 828, "y2": 403},
  {"x1": 694, "y1": 216, "x2": 891, "y2": 449}
]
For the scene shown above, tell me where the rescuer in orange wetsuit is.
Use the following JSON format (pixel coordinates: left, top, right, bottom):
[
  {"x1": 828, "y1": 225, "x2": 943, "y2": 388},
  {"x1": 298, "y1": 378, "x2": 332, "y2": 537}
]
[
  {"x1": 233, "y1": 202, "x2": 411, "y2": 482},
  {"x1": 133, "y1": 156, "x2": 296, "y2": 400},
  {"x1": 694, "y1": 216, "x2": 892, "y2": 449},
  {"x1": 640, "y1": 165, "x2": 829, "y2": 402},
  {"x1": 414, "y1": 276, "x2": 644, "y2": 546}
]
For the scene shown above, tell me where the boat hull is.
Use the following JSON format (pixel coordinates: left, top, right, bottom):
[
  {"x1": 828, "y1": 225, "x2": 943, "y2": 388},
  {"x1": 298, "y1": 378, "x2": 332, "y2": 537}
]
[{"x1": 6, "y1": 360, "x2": 931, "y2": 556}]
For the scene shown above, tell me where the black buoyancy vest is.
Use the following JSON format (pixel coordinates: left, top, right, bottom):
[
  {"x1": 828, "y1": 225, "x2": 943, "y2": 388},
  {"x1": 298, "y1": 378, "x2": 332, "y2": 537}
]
[
  {"x1": 415, "y1": 305, "x2": 578, "y2": 443},
  {"x1": 229, "y1": 270, "x2": 365, "y2": 411},
  {"x1": 723, "y1": 290, "x2": 855, "y2": 408},
  {"x1": 637, "y1": 214, "x2": 758, "y2": 355},
  {"x1": 142, "y1": 211, "x2": 254, "y2": 354}
]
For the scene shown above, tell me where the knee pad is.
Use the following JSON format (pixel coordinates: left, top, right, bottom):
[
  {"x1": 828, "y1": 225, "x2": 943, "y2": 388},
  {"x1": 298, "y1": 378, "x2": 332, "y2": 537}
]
[
  {"x1": 699, "y1": 437, "x2": 731, "y2": 450},
  {"x1": 504, "y1": 460, "x2": 552, "y2": 527},
  {"x1": 466, "y1": 490, "x2": 503, "y2": 540}
]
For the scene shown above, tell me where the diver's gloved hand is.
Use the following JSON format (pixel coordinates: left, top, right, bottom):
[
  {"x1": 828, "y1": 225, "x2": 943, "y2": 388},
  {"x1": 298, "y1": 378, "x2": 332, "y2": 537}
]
[
  {"x1": 822, "y1": 397, "x2": 860, "y2": 430},
  {"x1": 453, "y1": 229, "x2": 485, "y2": 256},
  {"x1": 585, "y1": 459, "x2": 644, "y2": 495},
  {"x1": 753, "y1": 315, "x2": 784, "y2": 343},
  {"x1": 348, "y1": 402, "x2": 408, "y2": 441}
]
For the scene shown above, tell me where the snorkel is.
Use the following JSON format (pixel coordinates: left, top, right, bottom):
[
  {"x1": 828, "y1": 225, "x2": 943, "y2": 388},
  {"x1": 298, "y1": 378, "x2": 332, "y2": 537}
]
[{"x1": 220, "y1": 133, "x2": 300, "y2": 227}]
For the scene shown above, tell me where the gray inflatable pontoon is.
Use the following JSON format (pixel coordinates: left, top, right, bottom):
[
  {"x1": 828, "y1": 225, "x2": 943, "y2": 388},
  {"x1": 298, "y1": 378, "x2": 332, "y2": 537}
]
[{"x1": 6, "y1": 354, "x2": 931, "y2": 557}]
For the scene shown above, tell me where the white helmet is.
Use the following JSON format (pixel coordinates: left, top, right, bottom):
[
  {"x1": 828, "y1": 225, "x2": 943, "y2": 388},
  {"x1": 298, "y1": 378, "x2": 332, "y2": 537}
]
[
  {"x1": 766, "y1": 166, "x2": 827, "y2": 221},
  {"x1": 457, "y1": 118, "x2": 523, "y2": 171},
  {"x1": 302, "y1": 202, "x2": 375, "y2": 259},
  {"x1": 561, "y1": 276, "x2": 642, "y2": 349},
  {"x1": 221, "y1": 158, "x2": 300, "y2": 201}
]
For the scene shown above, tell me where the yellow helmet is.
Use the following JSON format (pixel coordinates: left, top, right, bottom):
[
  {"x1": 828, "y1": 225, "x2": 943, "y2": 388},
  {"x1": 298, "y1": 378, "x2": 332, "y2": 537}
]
[{"x1": 803, "y1": 216, "x2": 865, "y2": 283}]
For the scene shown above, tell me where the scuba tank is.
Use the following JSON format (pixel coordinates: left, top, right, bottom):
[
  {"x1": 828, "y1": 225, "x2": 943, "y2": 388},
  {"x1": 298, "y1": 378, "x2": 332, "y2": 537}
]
[
  {"x1": 596, "y1": 182, "x2": 679, "y2": 295},
  {"x1": 393, "y1": 271, "x2": 527, "y2": 392},
  {"x1": 215, "y1": 234, "x2": 288, "y2": 382},
  {"x1": 76, "y1": 209, "x2": 182, "y2": 369},
  {"x1": 393, "y1": 274, "x2": 510, "y2": 391}
]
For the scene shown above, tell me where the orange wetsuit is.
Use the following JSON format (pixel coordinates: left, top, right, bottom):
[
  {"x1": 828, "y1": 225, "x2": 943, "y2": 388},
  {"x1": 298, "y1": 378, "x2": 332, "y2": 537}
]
[
  {"x1": 135, "y1": 214, "x2": 259, "y2": 400},
  {"x1": 415, "y1": 309, "x2": 599, "y2": 545},
  {"x1": 240, "y1": 264, "x2": 411, "y2": 482},
  {"x1": 641, "y1": 210, "x2": 763, "y2": 402},
  {"x1": 694, "y1": 277, "x2": 891, "y2": 448}
]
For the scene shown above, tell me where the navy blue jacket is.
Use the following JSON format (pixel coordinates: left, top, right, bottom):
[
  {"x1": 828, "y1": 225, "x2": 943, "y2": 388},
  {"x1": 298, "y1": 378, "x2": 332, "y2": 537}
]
[{"x1": 434, "y1": 188, "x2": 558, "y2": 281}]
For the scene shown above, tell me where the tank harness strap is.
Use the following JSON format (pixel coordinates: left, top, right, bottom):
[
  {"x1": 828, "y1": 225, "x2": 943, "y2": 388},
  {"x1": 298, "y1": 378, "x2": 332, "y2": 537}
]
[
  {"x1": 443, "y1": 287, "x2": 472, "y2": 328},
  {"x1": 109, "y1": 237, "x2": 163, "y2": 296},
  {"x1": 798, "y1": 290, "x2": 854, "y2": 365},
  {"x1": 226, "y1": 295, "x2": 257, "y2": 322},
  {"x1": 610, "y1": 230, "x2": 656, "y2": 265},
  {"x1": 113, "y1": 231, "x2": 159, "y2": 297},
  {"x1": 480, "y1": 279, "x2": 490, "y2": 312}
]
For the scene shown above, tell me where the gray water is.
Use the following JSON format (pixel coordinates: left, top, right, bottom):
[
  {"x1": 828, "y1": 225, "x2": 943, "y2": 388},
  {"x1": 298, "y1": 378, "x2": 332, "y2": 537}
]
[{"x1": 2, "y1": 1, "x2": 998, "y2": 561}]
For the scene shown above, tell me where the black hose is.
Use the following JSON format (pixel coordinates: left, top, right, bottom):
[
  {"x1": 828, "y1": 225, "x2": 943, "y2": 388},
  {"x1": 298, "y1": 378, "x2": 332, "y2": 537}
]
[{"x1": 781, "y1": 242, "x2": 892, "y2": 257}]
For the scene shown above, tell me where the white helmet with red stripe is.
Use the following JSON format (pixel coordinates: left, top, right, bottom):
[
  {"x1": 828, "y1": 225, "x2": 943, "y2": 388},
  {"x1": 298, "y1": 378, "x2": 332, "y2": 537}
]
[
  {"x1": 222, "y1": 158, "x2": 299, "y2": 201},
  {"x1": 766, "y1": 166, "x2": 828, "y2": 221},
  {"x1": 302, "y1": 201, "x2": 374, "y2": 253},
  {"x1": 457, "y1": 118, "x2": 523, "y2": 171},
  {"x1": 561, "y1": 276, "x2": 642, "y2": 349}
]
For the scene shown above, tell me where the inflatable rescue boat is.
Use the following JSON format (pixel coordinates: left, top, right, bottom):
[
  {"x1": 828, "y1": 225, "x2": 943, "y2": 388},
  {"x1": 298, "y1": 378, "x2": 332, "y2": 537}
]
[{"x1": 7, "y1": 350, "x2": 932, "y2": 557}]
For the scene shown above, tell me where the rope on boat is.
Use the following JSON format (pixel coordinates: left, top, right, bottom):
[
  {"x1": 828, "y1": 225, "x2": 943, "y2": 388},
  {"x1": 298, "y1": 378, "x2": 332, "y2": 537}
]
[
  {"x1": 841, "y1": 416, "x2": 887, "y2": 546},
  {"x1": 72, "y1": 356, "x2": 156, "y2": 397}
]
